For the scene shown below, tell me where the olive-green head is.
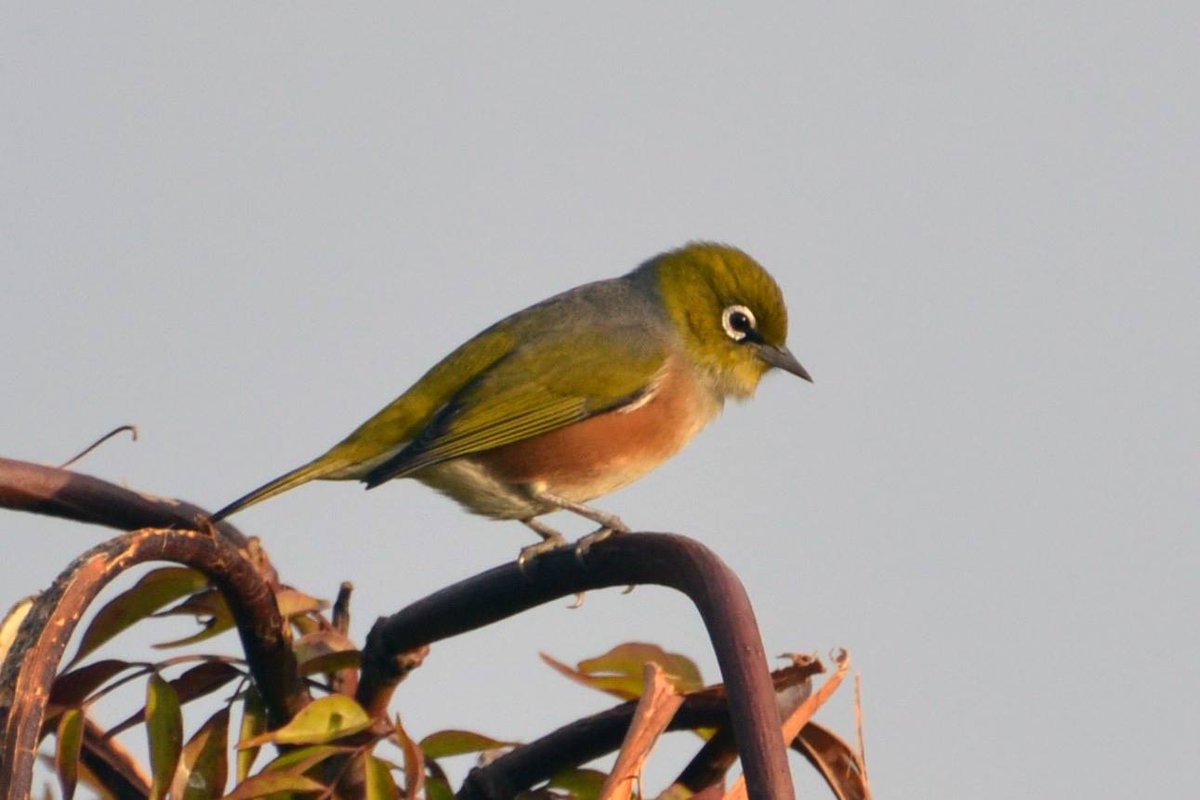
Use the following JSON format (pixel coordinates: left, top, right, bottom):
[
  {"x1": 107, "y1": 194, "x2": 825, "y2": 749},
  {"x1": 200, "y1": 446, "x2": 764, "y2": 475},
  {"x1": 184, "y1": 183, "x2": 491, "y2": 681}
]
[{"x1": 636, "y1": 242, "x2": 811, "y2": 397}]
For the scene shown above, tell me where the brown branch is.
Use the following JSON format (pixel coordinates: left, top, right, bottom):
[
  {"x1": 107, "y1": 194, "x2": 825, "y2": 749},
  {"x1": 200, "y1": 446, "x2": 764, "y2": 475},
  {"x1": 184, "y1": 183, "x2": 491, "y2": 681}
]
[
  {"x1": 458, "y1": 658, "x2": 820, "y2": 799},
  {"x1": 357, "y1": 533, "x2": 795, "y2": 800},
  {"x1": 0, "y1": 527, "x2": 309, "y2": 798},
  {"x1": 0, "y1": 456, "x2": 250, "y2": 550}
]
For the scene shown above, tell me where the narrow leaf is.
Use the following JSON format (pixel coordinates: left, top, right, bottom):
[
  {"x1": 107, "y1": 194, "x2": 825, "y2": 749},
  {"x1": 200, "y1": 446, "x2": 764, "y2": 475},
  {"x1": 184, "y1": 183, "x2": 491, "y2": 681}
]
[
  {"x1": 418, "y1": 729, "x2": 516, "y2": 759},
  {"x1": 795, "y1": 722, "x2": 871, "y2": 800},
  {"x1": 240, "y1": 695, "x2": 371, "y2": 747},
  {"x1": 393, "y1": 716, "x2": 423, "y2": 800},
  {"x1": 54, "y1": 707, "x2": 85, "y2": 800},
  {"x1": 71, "y1": 567, "x2": 209, "y2": 665},
  {"x1": 172, "y1": 706, "x2": 230, "y2": 800},
  {"x1": 576, "y1": 642, "x2": 704, "y2": 694},
  {"x1": 364, "y1": 754, "x2": 400, "y2": 800},
  {"x1": 275, "y1": 588, "x2": 328, "y2": 618},
  {"x1": 260, "y1": 744, "x2": 352, "y2": 774},
  {"x1": 49, "y1": 659, "x2": 137, "y2": 710},
  {"x1": 236, "y1": 687, "x2": 267, "y2": 782},
  {"x1": 146, "y1": 673, "x2": 183, "y2": 800},
  {"x1": 424, "y1": 776, "x2": 454, "y2": 800},
  {"x1": 108, "y1": 660, "x2": 242, "y2": 736},
  {"x1": 221, "y1": 771, "x2": 326, "y2": 799},
  {"x1": 152, "y1": 588, "x2": 235, "y2": 649},
  {"x1": 0, "y1": 594, "x2": 35, "y2": 662},
  {"x1": 540, "y1": 652, "x2": 641, "y2": 701},
  {"x1": 547, "y1": 767, "x2": 607, "y2": 799},
  {"x1": 294, "y1": 629, "x2": 360, "y2": 676}
]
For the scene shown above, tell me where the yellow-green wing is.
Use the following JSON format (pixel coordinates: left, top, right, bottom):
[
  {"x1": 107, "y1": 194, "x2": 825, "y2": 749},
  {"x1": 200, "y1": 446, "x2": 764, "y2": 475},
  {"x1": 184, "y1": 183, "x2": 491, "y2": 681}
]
[{"x1": 363, "y1": 328, "x2": 667, "y2": 486}]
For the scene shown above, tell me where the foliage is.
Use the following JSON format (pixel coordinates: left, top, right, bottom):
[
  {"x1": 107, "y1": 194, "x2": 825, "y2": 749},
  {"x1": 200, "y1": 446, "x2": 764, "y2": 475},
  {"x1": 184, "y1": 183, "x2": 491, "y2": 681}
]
[{"x1": 0, "y1": 456, "x2": 870, "y2": 799}]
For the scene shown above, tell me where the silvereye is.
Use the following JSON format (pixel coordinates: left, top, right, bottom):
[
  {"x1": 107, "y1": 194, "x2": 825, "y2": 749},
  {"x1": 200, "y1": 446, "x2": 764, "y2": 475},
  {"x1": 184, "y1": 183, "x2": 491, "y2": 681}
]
[{"x1": 211, "y1": 242, "x2": 811, "y2": 561}]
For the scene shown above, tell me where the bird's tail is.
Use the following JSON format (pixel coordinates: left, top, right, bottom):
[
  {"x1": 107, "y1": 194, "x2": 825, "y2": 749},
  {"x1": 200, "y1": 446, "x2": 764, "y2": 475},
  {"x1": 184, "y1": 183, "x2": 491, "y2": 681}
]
[{"x1": 209, "y1": 457, "x2": 350, "y2": 522}]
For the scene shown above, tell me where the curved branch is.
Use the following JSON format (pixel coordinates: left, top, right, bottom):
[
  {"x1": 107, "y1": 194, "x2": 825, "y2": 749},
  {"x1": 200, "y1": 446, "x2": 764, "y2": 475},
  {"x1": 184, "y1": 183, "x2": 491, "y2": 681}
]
[
  {"x1": 358, "y1": 533, "x2": 794, "y2": 800},
  {"x1": 0, "y1": 528, "x2": 308, "y2": 798},
  {"x1": 459, "y1": 658, "x2": 820, "y2": 799},
  {"x1": 0, "y1": 457, "x2": 249, "y2": 549}
]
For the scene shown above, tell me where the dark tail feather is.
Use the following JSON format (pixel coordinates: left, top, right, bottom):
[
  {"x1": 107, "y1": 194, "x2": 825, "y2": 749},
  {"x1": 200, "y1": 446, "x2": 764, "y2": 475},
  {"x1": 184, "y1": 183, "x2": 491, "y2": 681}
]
[{"x1": 209, "y1": 458, "x2": 348, "y2": 521}]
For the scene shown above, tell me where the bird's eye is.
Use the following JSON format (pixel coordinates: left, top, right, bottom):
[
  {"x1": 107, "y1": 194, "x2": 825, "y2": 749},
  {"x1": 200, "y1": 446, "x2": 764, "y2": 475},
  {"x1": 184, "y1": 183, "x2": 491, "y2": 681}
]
[{"x1": 721, "y1": 304, "x2": 757, "y2": 341}]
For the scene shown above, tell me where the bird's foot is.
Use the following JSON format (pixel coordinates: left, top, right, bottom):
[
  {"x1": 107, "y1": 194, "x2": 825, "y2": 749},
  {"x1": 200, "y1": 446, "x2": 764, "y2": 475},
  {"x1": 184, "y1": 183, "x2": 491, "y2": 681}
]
[
  {"x1": 573, "y1": 525, "x2": 622, "y2": 564},
  {"x1": 518, "y1": 518, "x2": 567, "y2": 570},
  {"x1": 574, "y1": 528, "x2": 636, "y2": 593}
]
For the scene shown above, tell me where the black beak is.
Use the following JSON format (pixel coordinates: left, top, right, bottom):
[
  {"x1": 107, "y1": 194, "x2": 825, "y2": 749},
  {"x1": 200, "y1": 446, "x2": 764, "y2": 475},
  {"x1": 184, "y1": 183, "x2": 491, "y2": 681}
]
[{"x1": 755, "y1": 343, "x2": 813, "y2": 382}]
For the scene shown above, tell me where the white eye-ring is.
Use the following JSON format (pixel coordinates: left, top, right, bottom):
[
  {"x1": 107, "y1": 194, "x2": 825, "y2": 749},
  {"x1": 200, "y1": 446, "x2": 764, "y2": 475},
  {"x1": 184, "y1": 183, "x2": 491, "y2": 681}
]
[{"x1": 721, "y1": 304, "x2": 757, "y2": 341}]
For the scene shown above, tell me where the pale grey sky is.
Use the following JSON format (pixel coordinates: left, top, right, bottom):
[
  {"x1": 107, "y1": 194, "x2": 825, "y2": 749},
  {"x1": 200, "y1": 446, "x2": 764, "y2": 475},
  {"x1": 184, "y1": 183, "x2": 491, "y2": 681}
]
[{"x1": 3, "y1": 4, "x2": 1198, "y2": 798}]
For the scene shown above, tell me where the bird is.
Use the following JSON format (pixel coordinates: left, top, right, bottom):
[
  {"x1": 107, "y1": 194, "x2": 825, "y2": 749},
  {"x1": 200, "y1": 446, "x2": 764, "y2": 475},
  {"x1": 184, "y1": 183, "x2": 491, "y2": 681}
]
[{"x1": 210, "y1": 242, "x2": 811, "y2": 563}]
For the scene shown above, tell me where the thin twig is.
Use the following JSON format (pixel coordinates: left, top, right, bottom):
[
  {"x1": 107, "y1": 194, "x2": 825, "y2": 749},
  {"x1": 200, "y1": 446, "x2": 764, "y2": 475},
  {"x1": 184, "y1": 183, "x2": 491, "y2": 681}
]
[
  {"x1": 855, "y1": 671, "x2": 869, "y2": 791},
  {"x1": 59, "y1": 425, "x2": 139, "y2": 469},
  {"x1": 0, "y1": 456, "x2": 252, "y2": 550}
]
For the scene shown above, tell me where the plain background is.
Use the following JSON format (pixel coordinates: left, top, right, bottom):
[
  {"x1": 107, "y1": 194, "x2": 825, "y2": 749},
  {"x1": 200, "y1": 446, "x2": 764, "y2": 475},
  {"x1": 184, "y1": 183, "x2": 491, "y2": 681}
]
[{"x1": 3, "y1": 4, "x2": 1197, "y2": 797}]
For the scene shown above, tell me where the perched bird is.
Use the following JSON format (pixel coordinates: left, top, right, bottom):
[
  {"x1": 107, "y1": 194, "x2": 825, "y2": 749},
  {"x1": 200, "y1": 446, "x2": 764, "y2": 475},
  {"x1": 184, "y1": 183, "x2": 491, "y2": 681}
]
[{"x1": 211, "y1": 242, "x2": 811, "y2": 562}]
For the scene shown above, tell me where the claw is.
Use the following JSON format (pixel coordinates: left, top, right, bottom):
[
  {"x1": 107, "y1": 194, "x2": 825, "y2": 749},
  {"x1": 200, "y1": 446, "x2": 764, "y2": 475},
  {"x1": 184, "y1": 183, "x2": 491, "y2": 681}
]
[
  {"x1": 517, "y1": 536, "x2": 565, "y2": 570},
  {"x1": 573, "y1": 525, "x2": 624, "y2": 564},
  {"x1": 518, "y1": 518, "x2": 567, "y2": 572}
]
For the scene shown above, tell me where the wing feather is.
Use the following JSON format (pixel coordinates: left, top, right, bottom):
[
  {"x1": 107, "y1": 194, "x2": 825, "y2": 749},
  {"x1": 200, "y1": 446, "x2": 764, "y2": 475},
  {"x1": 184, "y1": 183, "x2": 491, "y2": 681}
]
[{"x1": 364, "y1": 328, "x2": 666, "y2": 486}]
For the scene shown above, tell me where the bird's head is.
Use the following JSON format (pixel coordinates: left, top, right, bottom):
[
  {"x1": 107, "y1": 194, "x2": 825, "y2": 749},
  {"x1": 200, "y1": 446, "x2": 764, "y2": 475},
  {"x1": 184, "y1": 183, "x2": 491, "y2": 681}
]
[{"x1": 638, "y1": 242, "x2": 811, "y2": 398}]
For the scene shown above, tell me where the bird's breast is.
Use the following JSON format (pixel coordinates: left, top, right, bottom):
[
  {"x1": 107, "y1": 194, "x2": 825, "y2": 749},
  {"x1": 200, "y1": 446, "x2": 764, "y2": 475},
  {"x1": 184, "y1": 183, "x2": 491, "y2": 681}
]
[{"x1": 472, "y1": 358, "x2": 721, "y2": 505}]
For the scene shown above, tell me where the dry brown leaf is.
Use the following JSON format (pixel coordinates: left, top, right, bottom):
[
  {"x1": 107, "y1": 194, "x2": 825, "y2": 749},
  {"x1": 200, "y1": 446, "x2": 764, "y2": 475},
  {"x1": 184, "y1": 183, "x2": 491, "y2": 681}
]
[{"x1": 598, "y1": 663, "x2": 684, "y2": 800}]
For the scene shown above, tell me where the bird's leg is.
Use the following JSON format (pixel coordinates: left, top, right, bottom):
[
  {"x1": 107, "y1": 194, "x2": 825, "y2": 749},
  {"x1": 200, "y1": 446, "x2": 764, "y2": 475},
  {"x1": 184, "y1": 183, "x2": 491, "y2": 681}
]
[
  {"x1": 517, "y1": 517, "x2": 567, "y2": 568},
  {"x1": 528, "y1": 489, "x2": 630, "y2": 563},
  {"x1": 530, "y1": 490, "x2": 630, "y2": 534}
]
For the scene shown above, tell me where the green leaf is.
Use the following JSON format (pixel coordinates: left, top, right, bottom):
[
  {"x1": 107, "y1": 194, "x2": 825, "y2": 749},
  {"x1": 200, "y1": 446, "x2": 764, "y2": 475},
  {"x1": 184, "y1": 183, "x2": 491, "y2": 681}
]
[
  {"x1": 221, "y1": 771, "x2": 326, "y2": 799},
  {"x1": 146, "y1": 673, "x2": 183, "y2": 800},
  {"x1": 241, "y1": 695, "x2": 372, "y2": 747},
  {"x1": 151, "y1": 588, "x2": 235, "y2": 649},
  {"x1": 364, "y1": 754, "x2": 400, "y2": 800},
  {"x1": 71, "y1": 567, "x2": 209, "y2": 665},
  {"x1": 424, "y1": 776, "x2": 455, "y2": 800},
  {"x1": 547, "y1": 767, "x2": 608, "y2": 799},
  {"x1": 418, "y1": 729, "x2": 516, "y2": 759},
  {"x1": 275, "y1": 588, "x2": 328, "y2": 618},
  {"x1": 542, "y1": 642, "x2": 704, "y2": 700},
  {"x1": 577, "y1": 642, "x2": 703, "y2": 692},
  {"x1": 54, "y1": 707, "x2": 85, "y2": 800},
  {"x1": 293, "y1": 629, "x2": 360, "y2": 676},
  {"x1": 260, "y1": 743, "x2": 351, "y2": 774},
  {"x1": 152, "y1": 587, "x2": 228, "y2": 622},
  {"x1": 236, "y1": 687, "x2": 267, "y2": 782},
  {"x1": 172, "y1": 706, "x2": 230, "y2": 800}
]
